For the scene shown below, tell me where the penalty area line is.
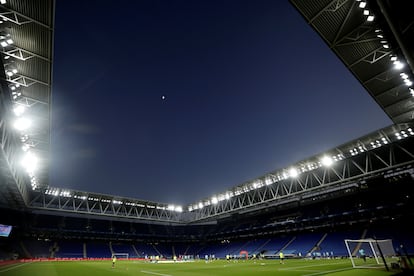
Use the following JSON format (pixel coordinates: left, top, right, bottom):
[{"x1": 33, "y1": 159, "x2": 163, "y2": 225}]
[{"x1": 141, "y1": 270, "x2": 172, "y2": 276}]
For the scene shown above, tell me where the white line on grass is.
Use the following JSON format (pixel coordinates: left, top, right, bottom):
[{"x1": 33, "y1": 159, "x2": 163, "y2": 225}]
[
  {"x1": 278, "y1": 261, "x2": 346, "y2": 270},
  {"x1": 0, "y1": 263, "x2": 30, "y2": 273},
  {"x1": 140, "y1": 270, "x2": 172, "y2": 276},
  {"x1": 303, "y1": 267, "x2": 354, "y2": 276}
]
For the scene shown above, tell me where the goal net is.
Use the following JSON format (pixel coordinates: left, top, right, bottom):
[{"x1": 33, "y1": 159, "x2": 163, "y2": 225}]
[
  {"x1": 344, "y1": 238, "x2": 396, "y2": 269},
  {"x1": 112, "y1": 253, "x2": 129, "y2": 260}
]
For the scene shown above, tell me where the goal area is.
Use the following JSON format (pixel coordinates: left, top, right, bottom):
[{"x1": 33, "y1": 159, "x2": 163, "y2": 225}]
[
  {"x1": 344, "y1": 238, "x2": 397, "y2": 269},
  {"x1": 112, "y1": 253, "x2": 129, "y2": 260}
]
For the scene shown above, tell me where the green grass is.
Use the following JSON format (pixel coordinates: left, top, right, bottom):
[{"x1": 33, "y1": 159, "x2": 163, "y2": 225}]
[{"x1": 0, "y1": 258, "x2": 406, "y2": 276}]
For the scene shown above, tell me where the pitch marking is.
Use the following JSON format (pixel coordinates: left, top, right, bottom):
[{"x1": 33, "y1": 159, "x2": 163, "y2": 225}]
[
  {"x1": 141, "y1": 270, "x2": 172, "y2": 276},
  {"x1": 0, "y1": 263, "x2": 30, "y2": 273}
]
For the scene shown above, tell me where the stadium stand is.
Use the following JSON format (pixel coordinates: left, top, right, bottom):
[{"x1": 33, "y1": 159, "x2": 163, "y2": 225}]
[{"x1": 0, "y1": 2, "x2": 413, "y2": 275}]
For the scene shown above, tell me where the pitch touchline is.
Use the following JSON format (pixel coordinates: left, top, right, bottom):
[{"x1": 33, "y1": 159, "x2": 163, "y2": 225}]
[
  {"x1": 278, "y1": 261, "x2": 346, "y2": 270},
  {"x1": 141, "y1": 270, "x2": 172, "y2": 276},
  {"x1": 303, "y1": 267, "x2": 353, "y2": 276},
  {"x1": 0, "y1": 263, "x2": 30, "y2": 273}
]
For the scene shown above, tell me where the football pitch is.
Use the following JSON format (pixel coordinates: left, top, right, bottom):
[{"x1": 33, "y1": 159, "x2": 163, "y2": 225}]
[{"x1": 0, "y1": 258, "x2": 406, "y2": 276}]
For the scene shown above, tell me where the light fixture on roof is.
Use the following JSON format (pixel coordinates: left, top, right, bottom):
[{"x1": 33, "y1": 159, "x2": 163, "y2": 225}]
[
  {"x1": 5, "y1": 68, "x2": 18, "y2": 76},
  {"x1": 358, "y1": 1, "x2": 366, "y2": 8},
  {"x1": 9, "y1": 83, "x2": 21, "y2": 91},
  {"x1": 13, "y1": 117, "x2": 31, "y2": 131},
  {"x1": 13, "y1": 104, "x2": 25, "y2": 116},
  {"x1": 393, "y1": 61, "x2": 404, "y2": 70},
  {"x1": 12, "y1": 91, "x2": 21, "y2": 100},
  {"x1": 321, "y1": 156, "x2": 333, "y2": 167},
  {"x1": 289, "y1": 167, "x2": 299, "y2": 178},
  {"x1": 0, "y1": 0, "x2": 6, "y2": 5},
  {"x1": 0, "y1": 33, "x2": 13, "y2": 47},
  {"x1": 21, "y1": 151, "x2": 38, "y2": 173}
]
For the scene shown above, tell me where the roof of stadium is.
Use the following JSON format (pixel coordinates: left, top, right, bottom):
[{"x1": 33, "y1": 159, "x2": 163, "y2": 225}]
[{"x1": 0, "y1": 0, "x2": 413, "y2": 223}]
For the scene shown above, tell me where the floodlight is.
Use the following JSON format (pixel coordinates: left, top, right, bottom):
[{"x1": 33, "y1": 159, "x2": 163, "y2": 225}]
[
  {"x1": 12, "y1": 91, "x2": 21, "y2": 100},
  {"x1": 21, "y1": 152, "x2": 38, "y2": 173},
  {"x1": 21, "y1": 144, "x2": 30, "y2": 152},
  {"x1": 13, "y1": 105, "x2": 25, "y2": 116},
  {"x1": 359, "y1": 2, "x2": 366, "y2": 8},
  {"x1": 211, "y1": 197, "x2": 218, "y2": 204},
  {"x1": 175, "y1": 206, "x2": 183, "y2": 212},
  {"x1": 289, "y1": 167, "x2": 299, "y2": 178},
  {"x1": 321, "y1": 156, "x2": 333, "y2": 167},
  {"x1": 14, "y1": 117, "x2": 31, "y2": 130},
  {"x1": 0, "y1": 0, "x2": 6, "y2": 4},
  {"x1": 367, "y1": 15, "x2": 374, "y2": 22},
  {"x1": 394, "y1": 61, "x2": 404, "y2": 70}
]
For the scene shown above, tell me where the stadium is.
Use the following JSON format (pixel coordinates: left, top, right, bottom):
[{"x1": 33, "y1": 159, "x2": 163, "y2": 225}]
[{"x1": 1, "y1": 0, "x2": 414, "y2": 275}]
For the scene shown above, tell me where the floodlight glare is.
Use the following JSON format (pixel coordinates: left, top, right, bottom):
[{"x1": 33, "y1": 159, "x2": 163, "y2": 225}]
[
  {"x1": 404, "y1": 80, "x2": 412, "y2": 86},
  {"x1": 14, "y1": 118, "x2": 31, "y2": 130},
  {"x1": 13, "y1": 105, "x2": 25, "y2": 116},
  {"x1": 21, "y1": 152, "x2": 38, "y2": 173},
  {"x1": 394, "y1": 61, "x2": 404, "y2": 70},
  {"x1": 0, "y1": 0, "x2": 6, "y2": 4},
  {"x1": 211, "y1": 197, "x2": 218, "y2": 204},
  {"x1": 321, "y1": 156, "x2": 333, "y2": 167},
  {"x1": 289, "y1": 168, "x2": 299, "y2": 178}
]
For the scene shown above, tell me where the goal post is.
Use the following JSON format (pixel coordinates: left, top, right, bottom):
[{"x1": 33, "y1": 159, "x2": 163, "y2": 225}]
[
  {"x1": 112, "y1": 252, "x2": 129, "y2": 260},
  {"x1": 344, "y1": 238, "x2": 396, "y2": 269}
]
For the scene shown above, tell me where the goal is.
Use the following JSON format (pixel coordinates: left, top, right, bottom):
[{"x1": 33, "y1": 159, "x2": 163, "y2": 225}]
[
  {"x1": 344, "y1": 238, "x2": 396, "y2": 269},
  {"x1": 112, "y1": 253, "x2": 129, "y2": 260}
]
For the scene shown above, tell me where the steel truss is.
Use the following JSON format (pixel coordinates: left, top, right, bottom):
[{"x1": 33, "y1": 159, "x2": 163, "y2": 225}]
[
  {"x1": 29, "y1": 190, "x2": 184, "y2": 223},
  {"x1": 26, "y1": 126, "x2": 414, "y2": 223},
  {"x1": 0, "y1": 90, "x2": 30, "y2": 208},
  {"x1": 189, "y1": 136, "x2": 414, "y2": 222}
]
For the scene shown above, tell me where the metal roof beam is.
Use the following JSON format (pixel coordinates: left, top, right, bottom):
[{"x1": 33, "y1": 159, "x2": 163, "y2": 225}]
[
  {"x1": 1, "y1": 46, "x2": 50, "y2": 62},
  {"x1": 0, "y1": 7, "x2": 52, "y2": 29},
  {"x1": 5, "y1": 72, "x2": 50, "y2": 87}
]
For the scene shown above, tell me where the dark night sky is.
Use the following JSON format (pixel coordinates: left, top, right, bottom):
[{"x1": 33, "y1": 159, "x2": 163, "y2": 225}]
[{"x1": 50, "y1": 0, "x2": 392, "y2": 206}]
